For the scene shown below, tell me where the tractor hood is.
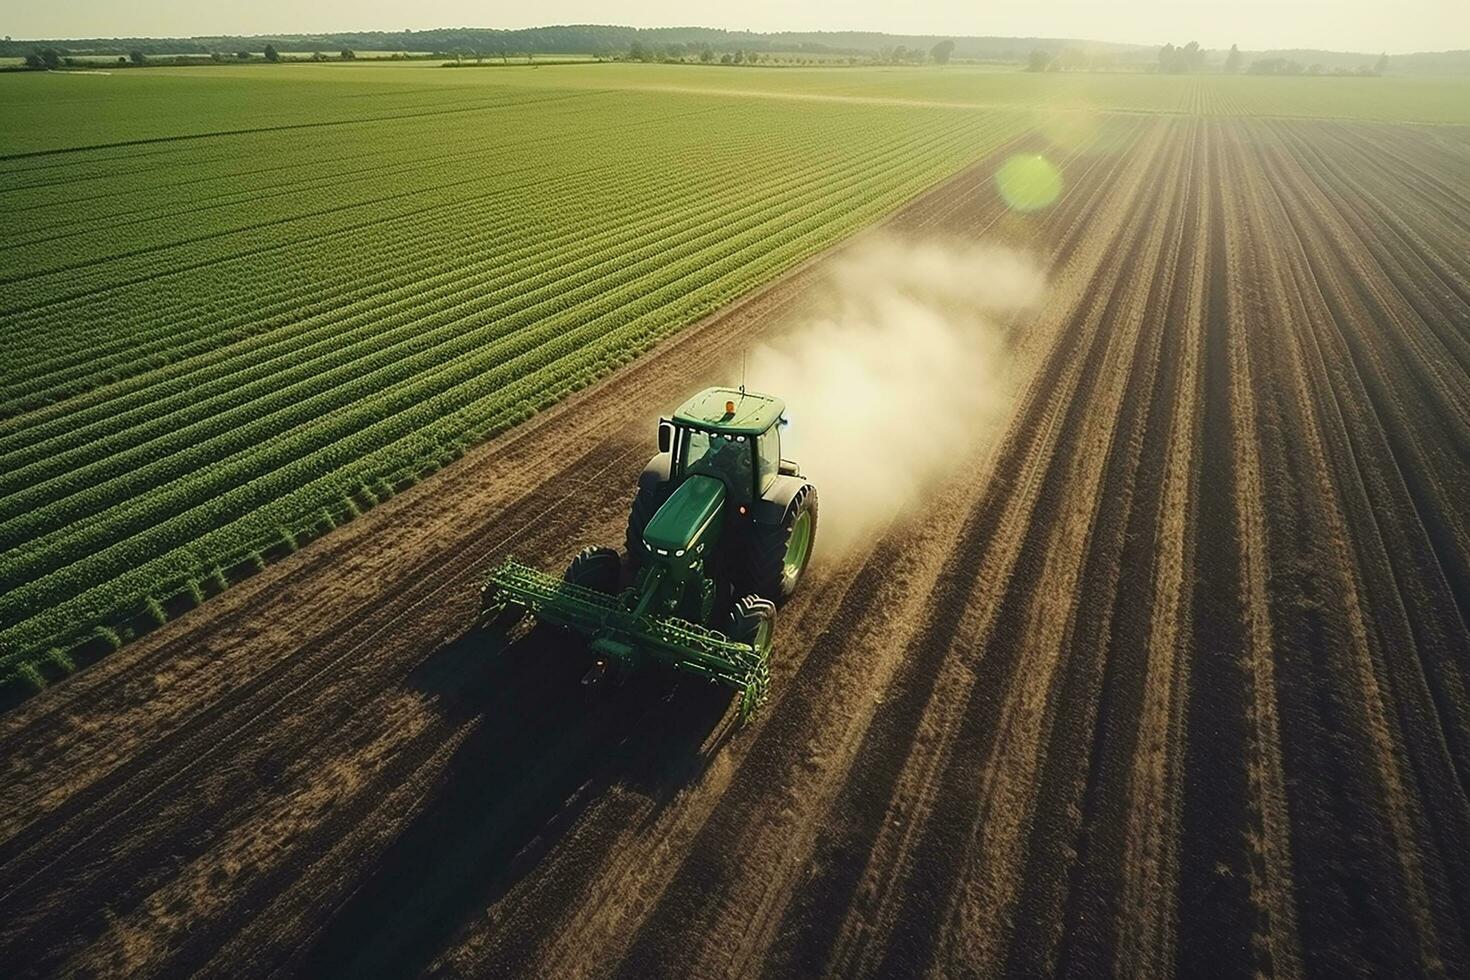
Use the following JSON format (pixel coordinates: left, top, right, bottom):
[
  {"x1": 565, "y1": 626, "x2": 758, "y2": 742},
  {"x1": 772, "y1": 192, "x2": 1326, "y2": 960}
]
[{"x1": 644, "y1": 475, "x2": 725, "y2": 556}]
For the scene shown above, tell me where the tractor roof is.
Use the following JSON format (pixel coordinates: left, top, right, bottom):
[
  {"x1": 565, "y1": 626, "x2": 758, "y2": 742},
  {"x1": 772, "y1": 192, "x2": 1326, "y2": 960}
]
[{"x1": 673, "y1": 387, "x2": 785, "y2": 435}]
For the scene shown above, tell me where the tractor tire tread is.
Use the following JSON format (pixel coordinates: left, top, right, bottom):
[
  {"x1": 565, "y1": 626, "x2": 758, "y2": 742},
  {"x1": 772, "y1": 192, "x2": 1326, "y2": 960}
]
[
  {"x1": 740, "y1": 484, "x2": 817, "y2": 604},
  {"x1": 728, "y1": 594, "x2": 777, "y2": 646},
  {"x1": 565, "y1": 546, "x2": 621, "y2": 594}
]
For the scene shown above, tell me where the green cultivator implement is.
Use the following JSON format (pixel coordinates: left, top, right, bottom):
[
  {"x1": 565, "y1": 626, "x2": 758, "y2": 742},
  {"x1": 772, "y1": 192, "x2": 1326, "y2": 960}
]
[
  {"x1": 482, "y1": 558, "x2": 774, "y2": 720},
  {"x1": 480, "y1": 387, "x2": 818, "y2": 722}
]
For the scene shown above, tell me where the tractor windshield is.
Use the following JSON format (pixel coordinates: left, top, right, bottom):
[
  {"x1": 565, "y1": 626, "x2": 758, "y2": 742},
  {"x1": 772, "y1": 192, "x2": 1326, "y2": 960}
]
[{"x1": 682, "y1": 428, "x2": 753, "y2": 499}]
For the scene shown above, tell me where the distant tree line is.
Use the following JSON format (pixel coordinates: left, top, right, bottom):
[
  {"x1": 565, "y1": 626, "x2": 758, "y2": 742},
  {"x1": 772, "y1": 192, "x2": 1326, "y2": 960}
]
[
  {"x1": 14, "y1": 38, "x2": 375, "y2": 69},
  {"x1": 5, "y1": 26, "x2": 1432, "y2": 76},
  {"x1": 1150, "y1": 41, "x2": 1389, "y2": 76},
  {"x1": 1018, "y1": 39, "x2": 1394, "y2": 77},
  {"x1": 0, "y1": 25, "x2": 1158, "y2": 65},
  {"x1": 620, "y1": 37, "x2": 957, "y2": 66},
  {"x1": 1247, "y1": 54, "x2": 1388, "y2": 76},
  {"x1": 22, "y1": 46, "x2": 149, "y2": 68}
]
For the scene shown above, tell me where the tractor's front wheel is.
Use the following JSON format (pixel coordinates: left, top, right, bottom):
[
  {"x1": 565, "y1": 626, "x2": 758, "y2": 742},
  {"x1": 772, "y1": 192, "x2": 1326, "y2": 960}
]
[
  {"x1": 728, "y1": 594, "x2": 776, "y2": 651},
  {"x1": 565, "y1": 546, "x2": 621, "y2": 594},
  {"x1": 624, "y1": 480, "x2": 667, "y2": 572},
  {"x1": 742, "y1": 484, "x2": 818, "y2": 604}
]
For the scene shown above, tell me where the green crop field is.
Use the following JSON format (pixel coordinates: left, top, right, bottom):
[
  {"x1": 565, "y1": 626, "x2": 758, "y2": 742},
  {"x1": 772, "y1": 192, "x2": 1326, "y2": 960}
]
[{"x1": 2, "y1": 62, "x2": 1467, "y2": 685}]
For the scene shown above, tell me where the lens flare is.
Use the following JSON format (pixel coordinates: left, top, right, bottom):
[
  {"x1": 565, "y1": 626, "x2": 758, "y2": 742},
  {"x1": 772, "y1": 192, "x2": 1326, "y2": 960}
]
[{"x1": 995, "y1": 154, "x2": 1063, "y2": 212}]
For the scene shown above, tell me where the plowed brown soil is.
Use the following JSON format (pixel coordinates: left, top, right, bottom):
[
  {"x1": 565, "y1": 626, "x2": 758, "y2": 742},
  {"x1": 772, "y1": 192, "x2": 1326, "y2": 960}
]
[{"x1": 2, "y1": 115, "x2": 1468, "y2": 979}]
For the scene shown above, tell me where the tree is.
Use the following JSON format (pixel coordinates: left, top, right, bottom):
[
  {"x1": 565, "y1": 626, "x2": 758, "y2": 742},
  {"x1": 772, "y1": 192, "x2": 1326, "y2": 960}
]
[
  {"x1": 1158, "y1": 40, "x2": 1205, "y2": 74},
  {"x1": 129, "y1": 50, "x2": 146, "y2": 66},
  {"x1": 1375, "y1": 52, "x2": 1389, "y2": 74},
  {"x1": 340, "y1": 48, "x2": 356, "y2": 61},
  {"x1": 720, "y1": 52, "x2": 732, "y2": 64},
  {"x1": 628, "y1": 41, "x2": 646, "y2": 62},
  {"x1": 236, "y1": 50, "x2": 250, "y2": 60},
  {"x1": 699, "y1": 45, "x2": 714, "y2": 63},
  {"x1": 733, "y1": 49, "x2": 744, "y2": 64},
  {"x1": 264, "y1": 44, "x2": 279, "y2": 63},
  {"x1": 40, "y1": 47, "x2": 62, "y2": 69},
  {"x1": 311, "y1": 51, "x2": 328, "y2": 62},
  {"x1": 1026, "y1": 49, "x2": 1049, "y2": 72},
  {"x1": 24, "y1": 50, "x2": 44, "y2": 69},
  {"x1": 931, "y1": 39, "x2": 955, "y2": 65},
  {"x1": 1224, "y1": 44, "x2": 1242, "y2": 72}
]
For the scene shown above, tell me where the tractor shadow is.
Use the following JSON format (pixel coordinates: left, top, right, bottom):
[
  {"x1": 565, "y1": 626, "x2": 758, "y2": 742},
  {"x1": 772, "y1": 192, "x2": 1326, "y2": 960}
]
[{"x1": 295, "y1": 619, "x2": 735, "y2": 979}]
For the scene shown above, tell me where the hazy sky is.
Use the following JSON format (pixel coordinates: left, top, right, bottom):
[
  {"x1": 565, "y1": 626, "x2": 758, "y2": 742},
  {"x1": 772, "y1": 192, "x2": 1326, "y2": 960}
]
[{"x1": 7, "y1": 1, "x2": 1467, "y2": 54}]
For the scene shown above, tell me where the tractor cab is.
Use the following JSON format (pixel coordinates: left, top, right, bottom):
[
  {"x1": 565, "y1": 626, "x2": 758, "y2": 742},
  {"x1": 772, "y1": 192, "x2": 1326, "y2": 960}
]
[
  {"x1": 638, "y1": 385, "x2": 815, "y2": 605},
  {"x1": 660, "y1": 387, "x2": 786, "y2": 504}
]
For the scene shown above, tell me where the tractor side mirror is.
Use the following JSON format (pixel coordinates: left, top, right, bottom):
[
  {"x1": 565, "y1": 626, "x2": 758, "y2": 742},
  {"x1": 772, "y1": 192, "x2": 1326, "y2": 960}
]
[{"x1": 658, "y1": 418, "x2": 674, "y2": 454}]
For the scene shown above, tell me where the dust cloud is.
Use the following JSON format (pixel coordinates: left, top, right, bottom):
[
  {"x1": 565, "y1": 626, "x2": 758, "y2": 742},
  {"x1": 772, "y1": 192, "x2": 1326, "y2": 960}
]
[{"x1": 746, "y1": 237, "x2": 1044, "y2": 552}]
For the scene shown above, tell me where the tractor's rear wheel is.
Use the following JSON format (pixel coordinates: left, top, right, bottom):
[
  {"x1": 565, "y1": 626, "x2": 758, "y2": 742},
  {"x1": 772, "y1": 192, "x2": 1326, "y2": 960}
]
[
  {"x1": 565, "y1": 546, "x2": 621, "y2": 594},
  {"x1": 741, "y1": 484, "x2": 818, "y2": 604}
]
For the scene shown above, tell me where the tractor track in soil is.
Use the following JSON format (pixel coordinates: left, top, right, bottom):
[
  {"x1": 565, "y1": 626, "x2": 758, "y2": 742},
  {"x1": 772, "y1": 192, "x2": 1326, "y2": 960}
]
[{"x1": 2, "y1": 114, "x2": 1468, "y2": 979}]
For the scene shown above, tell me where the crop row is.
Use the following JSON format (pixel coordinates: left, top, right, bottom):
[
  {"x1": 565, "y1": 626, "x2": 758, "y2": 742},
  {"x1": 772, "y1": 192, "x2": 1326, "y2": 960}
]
[
  {"x1": 0, "y1": 85, "x2": 572, "y2": 220},
  {"x1": 0, "y1": 110, "x2": 975, "y2": 548},
  {"x1": 0, "y1": 90, "x2": 672, "y2": 280},
  {"x1": 0, "y1": 88, "x2": 609, "y2": 305},
  {"x1": 0, "y1": 99, "x2": 915, "y2": 443},
  {"x1": 2, "y1": 96, "x2": 932, "y2": 410},
  {"x1": 2, "y1": 109, "x2": 727, "y2": 414}
]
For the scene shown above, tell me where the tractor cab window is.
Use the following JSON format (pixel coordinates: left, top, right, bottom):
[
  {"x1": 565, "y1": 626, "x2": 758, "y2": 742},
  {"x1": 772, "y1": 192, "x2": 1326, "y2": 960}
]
[
  {"x1": 756, "y1": 426, "x2": 780, "y2": 494},
  {"x1": 682, "y1": 429, "x2": 753, "y2": 500}
]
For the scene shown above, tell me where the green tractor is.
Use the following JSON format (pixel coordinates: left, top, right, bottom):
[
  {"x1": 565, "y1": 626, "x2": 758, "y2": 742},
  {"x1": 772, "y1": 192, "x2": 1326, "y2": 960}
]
[{"x1": 479, "y1": 386, "x2": 818, "y2": 721}]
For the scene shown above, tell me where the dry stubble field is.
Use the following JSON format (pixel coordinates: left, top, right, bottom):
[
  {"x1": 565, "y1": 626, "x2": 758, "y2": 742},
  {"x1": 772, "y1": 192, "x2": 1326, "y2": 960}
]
[{"x1": 1, "y1": 67, "x2": 1468, "y2": 979}]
